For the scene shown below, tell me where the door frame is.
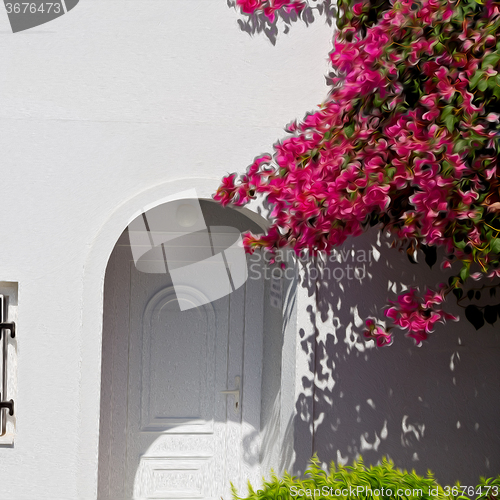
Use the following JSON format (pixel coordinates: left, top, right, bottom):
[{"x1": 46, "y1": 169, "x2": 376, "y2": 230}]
[
  {"x1": 78, "y1": 178, "x2": 297, "y2": 499},
  {"x1": 96, "y1": 186, "x2": 268, "y2": 499}
]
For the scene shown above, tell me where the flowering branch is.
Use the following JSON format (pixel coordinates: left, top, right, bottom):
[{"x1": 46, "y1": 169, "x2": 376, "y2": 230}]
[{"x1": 216, "y1": 0, "x2": 500, "y2": 344}]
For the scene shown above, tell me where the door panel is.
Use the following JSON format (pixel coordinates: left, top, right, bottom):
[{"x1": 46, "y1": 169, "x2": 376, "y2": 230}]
[
  {"x1": 99, "y1": 220, "x2": 265, "y2": 500},
  {"x1": 126, "y1": 262, "x2": 235, "y2": 500},
  {"x1": 136, "y1": 287, "x2": 218, "y2": 432}
]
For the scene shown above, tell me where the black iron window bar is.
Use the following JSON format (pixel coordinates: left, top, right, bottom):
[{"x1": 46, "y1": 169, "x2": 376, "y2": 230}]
[{"x1": 0, "y1": 294, "x2": 15, "y2": 435}]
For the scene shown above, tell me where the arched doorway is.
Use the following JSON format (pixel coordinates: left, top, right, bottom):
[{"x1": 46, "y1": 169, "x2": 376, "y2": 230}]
[{"x1": 97, "y1": 198, "x2": 270, "y2": 499}]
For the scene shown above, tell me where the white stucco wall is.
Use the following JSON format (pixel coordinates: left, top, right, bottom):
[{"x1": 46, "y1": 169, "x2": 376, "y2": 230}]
[
  {"x1": 287, "y1": 233, "x2": 500, "y2": 486},
  {"x1": 0, "y1": 1, "x2": 499, "y2": 498},
  {"x1": 0, "y1": 2, "x2": 333, "y2": 499}
]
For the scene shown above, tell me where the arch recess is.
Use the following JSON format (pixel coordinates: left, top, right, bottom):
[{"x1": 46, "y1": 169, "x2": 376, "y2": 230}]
[{"x1": 77, "y1": 177, "x2": 271, "y2": 499}]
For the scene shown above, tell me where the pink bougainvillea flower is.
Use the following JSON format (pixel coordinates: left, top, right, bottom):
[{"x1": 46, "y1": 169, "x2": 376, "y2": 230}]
[
  {"x1": 236, "y1": 0, "x2": 261, "y2": 14},
  {"x1": 373, "y1": 326, "x2": 393, "y2": 346},
  {"x1": 365, "y1": 318, "x2": 376, "y2": 330},
  {"x1": 486, "y1": 113, "x2": 500, "y2": 123},
  {"x1": 352, "y1": 2, "x2": 364, "y2": 15},
  {"x1": 406, "y1": 329, "x2": 429, "y2": 345},
  {"x1": 384, "y1": 287, "x2": 458, "y2": 345},
  {"x1": 488, "y1": 269, "x2": 500, "y2": 279},
  {"x1": 364, "y1": 321, "x2": 392, "y2": 346},
  {"x1": 219, "y1": 0, "x2": 500, "y2": 346}
]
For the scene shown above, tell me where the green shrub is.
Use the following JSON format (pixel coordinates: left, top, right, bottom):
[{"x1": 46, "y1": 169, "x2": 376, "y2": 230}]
[{"x1": 232, "y1": 455, "x2": 499, "y2": 500}]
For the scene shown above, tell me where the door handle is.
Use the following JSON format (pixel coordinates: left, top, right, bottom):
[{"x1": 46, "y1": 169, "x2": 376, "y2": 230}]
[{"x1": 220, "y1": 376, "x2": 240, "y2": 413}]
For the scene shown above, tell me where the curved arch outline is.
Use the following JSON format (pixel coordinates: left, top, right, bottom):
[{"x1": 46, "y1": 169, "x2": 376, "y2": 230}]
[
  {"x1": 77, "y1": 177, "x2": 270, "y2": 498},
  {"x1": 145, "y1": 284, "x2": 216, "y2": 322}
]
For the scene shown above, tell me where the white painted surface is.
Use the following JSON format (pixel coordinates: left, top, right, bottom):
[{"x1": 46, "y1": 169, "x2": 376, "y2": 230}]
[
  {"x1": 0, "y1": 0, "x2": 332, "y2": 496},
  {"x1": 0, "y1": 0, "x2": 498, "y2": 497}
]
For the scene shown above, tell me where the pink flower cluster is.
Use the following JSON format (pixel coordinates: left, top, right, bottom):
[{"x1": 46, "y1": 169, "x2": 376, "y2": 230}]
[
  {"x1": 363, "y1": 319, "x2": 392, "y2": 346},
  {"x1": 235, "y1": 0, "x2": 305, "y2": 20},
  {"x1": 216, "y1": 0, "x2": 500, "y2": 344},
  {"x1": 385, "y1": 287, "x2": 458, "y2": 345}
]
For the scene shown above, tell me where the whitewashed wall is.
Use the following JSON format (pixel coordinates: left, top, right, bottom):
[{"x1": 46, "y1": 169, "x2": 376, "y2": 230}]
[
  {"x1": 0, "y1": 2, "x2": 332, "y2": 499},
  {"x1": 286, "y1": 231, "x2": 500, "y2": 486},
  {"x1": 0, "y1": 1, "x2": 498, "y2": 499}
]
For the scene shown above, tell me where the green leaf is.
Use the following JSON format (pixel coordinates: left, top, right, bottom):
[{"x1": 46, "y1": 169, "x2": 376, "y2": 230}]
[
  {"x1": 445, "y1": 114, "x2": 457, "y2": 132},
  {"x1": 373, "y1": 94, "x2": 384, "y2": 107},
  {"x1": 482, "y1": 53, "x2": 500, "y2": 68},
  {"x1": 459, "y1": 264, "x2": 470, "y2": 282},
  {"x1": 490, "y1": 237, "x2": 500, "y2": 254},
  {"x1": 344, "y1": 123, "x2": 355, "y2": 138},
  {"x1": 469, "y1": 70, "x2": 484, "y2": 89},
  {"x1": 478, "y1": 78, "x2": 488, "y2": 92},
  {"x1": 386, "y1": 167, "x2": 396, "y2": 179},
  {"x1": 442, "y1": 161, "x2": 455, "y2": 176},
  {"x1": 441, "y1": 105, "x2": 454, "y2": 118},
  {"x1": 434, "y1": 41, "x2": 445, "y2": 53},
  {"x1": 453, "y1": 139, "x2": 470, "y2": 154}
]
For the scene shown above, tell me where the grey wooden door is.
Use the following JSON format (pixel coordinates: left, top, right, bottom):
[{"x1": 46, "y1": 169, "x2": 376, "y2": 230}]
[{"x1": 98, "y1": 203, "x2": 265, "y2": 500}]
